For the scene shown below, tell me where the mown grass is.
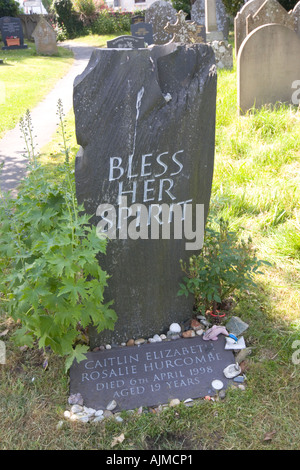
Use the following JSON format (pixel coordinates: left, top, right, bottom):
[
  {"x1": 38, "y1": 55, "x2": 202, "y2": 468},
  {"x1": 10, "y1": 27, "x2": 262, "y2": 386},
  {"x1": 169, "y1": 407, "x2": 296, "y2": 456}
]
[
  {"x1": 0, "y1": 35, "x2": 299, "y2": 450},
  {"x1": 0, "y1": 41, "x2": 74, "y2": 138}
]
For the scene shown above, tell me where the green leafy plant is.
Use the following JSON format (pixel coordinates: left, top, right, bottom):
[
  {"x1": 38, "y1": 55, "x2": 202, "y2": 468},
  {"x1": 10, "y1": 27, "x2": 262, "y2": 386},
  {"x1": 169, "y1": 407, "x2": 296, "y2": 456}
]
[
  {"x1": 178, "y1": 217, "x2": 271, "y2": 316},
  {"x1": 0, "y1": 102, "x2": 116, "y2": 370},
  {"x1": 0, "y1": 0, "x2": 21, "y2": 17}
]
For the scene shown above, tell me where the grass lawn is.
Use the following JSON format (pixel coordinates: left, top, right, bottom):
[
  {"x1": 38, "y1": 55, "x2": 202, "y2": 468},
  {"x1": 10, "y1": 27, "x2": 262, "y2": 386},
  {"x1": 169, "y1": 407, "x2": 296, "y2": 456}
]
[
  {"x1": 0, "y1": 41, "x2": 74, "y2": 138},
  {"x1": 0, "y1": 34, "x2": 299, "y2": 450}
]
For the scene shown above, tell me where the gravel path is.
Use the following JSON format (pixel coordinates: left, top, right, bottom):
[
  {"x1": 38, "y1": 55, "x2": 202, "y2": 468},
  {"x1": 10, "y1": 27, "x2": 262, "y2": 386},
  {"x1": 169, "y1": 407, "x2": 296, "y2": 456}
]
[{"x1": 0, "y1": 43, "x2": 95, "y2": 196}]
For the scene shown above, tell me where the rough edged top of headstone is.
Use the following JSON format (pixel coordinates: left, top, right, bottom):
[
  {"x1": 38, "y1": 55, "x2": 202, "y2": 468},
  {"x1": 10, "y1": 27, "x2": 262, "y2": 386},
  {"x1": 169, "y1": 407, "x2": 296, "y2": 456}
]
[
  {"x1": 145, "y1": 0, "x2": 178, "y2": 44},
  {"x1": 246, "y1": 0, "x2": 295, "y2": 35},
  {"x1": 73, "y1": 44, "x2": 217, "y2": 345},
  {"x1": 234, "y1": 0, "x2": 266, "y2": 56}
]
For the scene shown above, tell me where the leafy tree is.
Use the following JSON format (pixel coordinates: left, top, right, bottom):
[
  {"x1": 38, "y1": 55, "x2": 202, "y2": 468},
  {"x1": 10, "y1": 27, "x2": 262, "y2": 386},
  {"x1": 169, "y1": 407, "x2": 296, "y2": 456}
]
[
  {"x1": 171, "y1": 0, "x2": 191, "y2": 16},
  {"x1": 0, "y1": 0, "x2": 21, "y2": 17}
]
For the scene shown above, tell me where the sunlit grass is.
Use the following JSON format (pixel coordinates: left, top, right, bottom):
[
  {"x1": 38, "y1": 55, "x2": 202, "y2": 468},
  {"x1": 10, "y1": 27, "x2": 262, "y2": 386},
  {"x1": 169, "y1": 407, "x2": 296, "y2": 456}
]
[{"x1": 0, "y1": 41, "x2": 74, "y2": 138}]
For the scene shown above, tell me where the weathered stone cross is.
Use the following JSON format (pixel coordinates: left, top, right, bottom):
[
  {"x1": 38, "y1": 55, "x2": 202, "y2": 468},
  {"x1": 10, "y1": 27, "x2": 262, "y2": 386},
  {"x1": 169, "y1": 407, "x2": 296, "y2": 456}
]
[{"x1": 164, "y1": 10, "x2": 206, "y2": 43}]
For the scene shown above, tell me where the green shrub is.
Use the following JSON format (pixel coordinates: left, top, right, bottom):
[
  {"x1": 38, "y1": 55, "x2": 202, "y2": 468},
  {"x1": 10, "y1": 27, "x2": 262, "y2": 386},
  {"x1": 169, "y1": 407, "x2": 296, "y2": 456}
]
[
  {"x1": 52, "y1": 0, "x2": 84, "y2": 39},
  {"x1": 171, "y1": 0, "x2": 191, "y2": 16},
  {"x1": 178, "y1": 217, "x2": 271, "y2": 315},
  {"x1": 90, "y1": 10, "x2": 131, "y2": 35},
  {"x1": 0, "y1": 0, "x2": 20, "y2": 17},
  {"x1": 0, "y1": 105, "x2": 117, "y2": 370}
]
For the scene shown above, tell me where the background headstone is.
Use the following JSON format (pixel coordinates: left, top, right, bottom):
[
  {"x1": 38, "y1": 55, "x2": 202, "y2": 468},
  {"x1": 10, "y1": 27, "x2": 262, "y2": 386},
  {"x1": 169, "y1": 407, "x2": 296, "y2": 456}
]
[
  {"x1": 131, "y1": 15, "x2": 145, "y2": 24},
  {"x1": 74, "y1": 44, "x2": 217, "y2": 345},
  {"x1": 130, "y1": 22, "x2": 153, "y2": 45},
  {"x1": 237, "y1": 24, "x2": 300, "y2": 114},
  {"x1": 32, "y1": 17, "x2": 58, "y2": 55},
  {"x1": 0, "y1": 16, "x2": 28, "y2": 49},
  {"x1": 191, "y1": 0, "x2": 229, "y2": 40},
  {"x1": 293, "y1": 1, "x2": 300, "y2": 36},
  {"x1": 234, "y1": 0, "x2": 265, "y2": 57},
  {"x1": 107, "y1": 35, "x2": 145, "y2": 49},
  {"x1": 246, "y1": 0, "x2": 295, "y2": 35},
  {"x1": 145, "y1": 0, "x2": 177, "y2": 44}
]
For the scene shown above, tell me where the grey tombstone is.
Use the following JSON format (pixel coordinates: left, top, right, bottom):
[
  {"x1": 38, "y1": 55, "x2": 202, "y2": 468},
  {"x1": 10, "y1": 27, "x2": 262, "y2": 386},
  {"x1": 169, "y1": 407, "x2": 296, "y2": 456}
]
[
  {"x1": 191, "y1": 0, "x2": 229, "y2": 40},
  {"x1": 246, "y1": 0, "x2": 295, "y2": 36},
  {"x1": 32, "y1": 17, "x2": 58, "y2": 55},
  {"x1": 293, "y1": 1, "x2": 300, "y2": 36},
  {"x1": 130, "y1": 22, "x2": 153, "y2": 46},
  {"x1": 145, "y1": 0, "x2": 177, "y2": 44},
  {"x1": 234, "y1": 0, "x2": 265, "y2": 57},
  {"x1": 69, "y1": 336, "x2": 235, "y2": 411},
  {"x1": 0, "y1": 16, "x2": 28, "y2": 50},
  {"x1": 237, "y1": 23, "x2": 300, "y2": 114},
  {"x1": 73, "y1": 43, "x2": 217, "y2": 346},
  {"x1": 107, "y1": 35, "x2": 145, "y2": 49}
]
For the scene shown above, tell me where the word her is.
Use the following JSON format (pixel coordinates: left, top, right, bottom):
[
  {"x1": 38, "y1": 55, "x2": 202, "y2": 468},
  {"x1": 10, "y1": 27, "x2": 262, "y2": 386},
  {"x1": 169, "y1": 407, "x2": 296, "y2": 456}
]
[{"x1": 96, "y1": 196, "x2": 204, "y2": 250}]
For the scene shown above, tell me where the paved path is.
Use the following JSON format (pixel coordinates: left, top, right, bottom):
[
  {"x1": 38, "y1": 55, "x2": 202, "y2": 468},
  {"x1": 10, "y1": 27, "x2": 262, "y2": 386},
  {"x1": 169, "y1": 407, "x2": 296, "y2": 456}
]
[{"x1": 0, "y1": 43, "x2": 95, "y2": 196}]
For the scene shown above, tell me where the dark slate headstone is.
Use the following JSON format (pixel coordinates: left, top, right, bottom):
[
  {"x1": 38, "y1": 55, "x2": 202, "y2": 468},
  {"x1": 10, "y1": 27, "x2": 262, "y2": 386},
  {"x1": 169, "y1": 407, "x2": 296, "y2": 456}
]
[
  {"x1": 130, "y1": 22, "x2": 154, "y2": 45},
  {"x1": 0, "y1": 16, "x2": 28, "y2": 50},
  {"x1": 131, "y1": 15, "x2": 145, "y2": 24},
  {"x1": 73, "y1": 44, "x2": 217, "y2": 346},
  {"x1": 107, "y1": 35, "x2": 145, "y2": 49},
  {"x1": 70, "y1": 336, "x2": 235, "y2": 411}
]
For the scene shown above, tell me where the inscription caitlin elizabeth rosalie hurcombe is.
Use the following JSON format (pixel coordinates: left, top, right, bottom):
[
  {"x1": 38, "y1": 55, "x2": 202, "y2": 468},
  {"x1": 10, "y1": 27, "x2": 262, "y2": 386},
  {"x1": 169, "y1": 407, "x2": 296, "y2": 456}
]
[{"x1": 69, "y1": 336, "x2": 235, "y2": 411}]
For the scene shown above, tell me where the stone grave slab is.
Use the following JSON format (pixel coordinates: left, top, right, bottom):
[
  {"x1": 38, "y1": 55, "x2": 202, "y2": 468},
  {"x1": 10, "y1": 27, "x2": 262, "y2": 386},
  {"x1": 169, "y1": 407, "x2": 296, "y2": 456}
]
[
  {"x1": 130, "y1": 22, "x2": 153, "y2": 46},
  {"x1": 246, "y1": 0, "x2": 295, "y2": 36},
  {"x1": 32, "y1": 17, "x2": 58, "y2": 55},
  {"x1": 73, "y1": 44, "x2": 217, "y2": 345},
  {"x1": 234, "y1": 0, "x2": 265, "y2": 57},
  {"x1": 0, "y1": 16, "x2": 28, "y2": 50},
  {"x1": 191, "y1": 0, "x2": 229, "y2": 40},
  {"x1": 107, "y1": 35, "x2": 145, "y2": 49},
  {"x1": 69, "y1": 336, "x2": 235, "y2": 411},
  {"x1": 145, "y1": 0, "x2": 177, "y2": 44},
  {"x1": 293, "y1": 2, "x2": 300, "y2": 37},
  {"x1": 237, "y1": 23, "x2": 300, "y2": 114}
]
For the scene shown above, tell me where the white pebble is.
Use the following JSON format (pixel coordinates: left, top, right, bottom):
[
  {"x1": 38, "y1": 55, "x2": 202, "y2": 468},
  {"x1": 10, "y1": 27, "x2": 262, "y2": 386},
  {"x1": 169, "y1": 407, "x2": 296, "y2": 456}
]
[
  {"x1": 105, "y1": 344, "x2": 112, "y2": 350},
  {"x1": 169, "y1": 323, "x2": 181, "y2": 334},
  {"x1": 71, "y1": 404, "x2": 83, "y2": 414},
  {"x1": 160, "y1": 334, "x2": 167, "y2": 340},
  {"x1": 84, "y1": 406, "x2": 96, "y2": 416},
  {"x1": 115, "y1": 416, "x2": 123, "y2": 422},
  {"x1": 196, "y1": 329, "x2": 204, "y2": 336},
  {"x1": 153, "y1": 334, "x2": 162, "y2": 342},
  {"x1": 64, "y1": 410, "x2": 71, "y2": 419},
  {"x1": 95, "y1": 409, "x2": 104, "y2": 417},
  {"x1": 106, "y1": 399, "x2": 117, "y2": 411},
  {"x1": 56, "y1": 420, "x2": 65, "y2": 430},
  {"x1": 169, "y1": 398, "x2": 180, "y2": 407},
  {"x1": 93, "y1": 415, "x2": 104, "y2": 422}
]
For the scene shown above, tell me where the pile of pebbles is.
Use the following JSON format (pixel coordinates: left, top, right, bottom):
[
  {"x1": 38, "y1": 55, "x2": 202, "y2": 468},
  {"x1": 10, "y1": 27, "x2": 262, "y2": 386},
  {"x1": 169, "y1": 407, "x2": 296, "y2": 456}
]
[{"x1": 61, "y1": 315, "x2": 249, "y2": 427}]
